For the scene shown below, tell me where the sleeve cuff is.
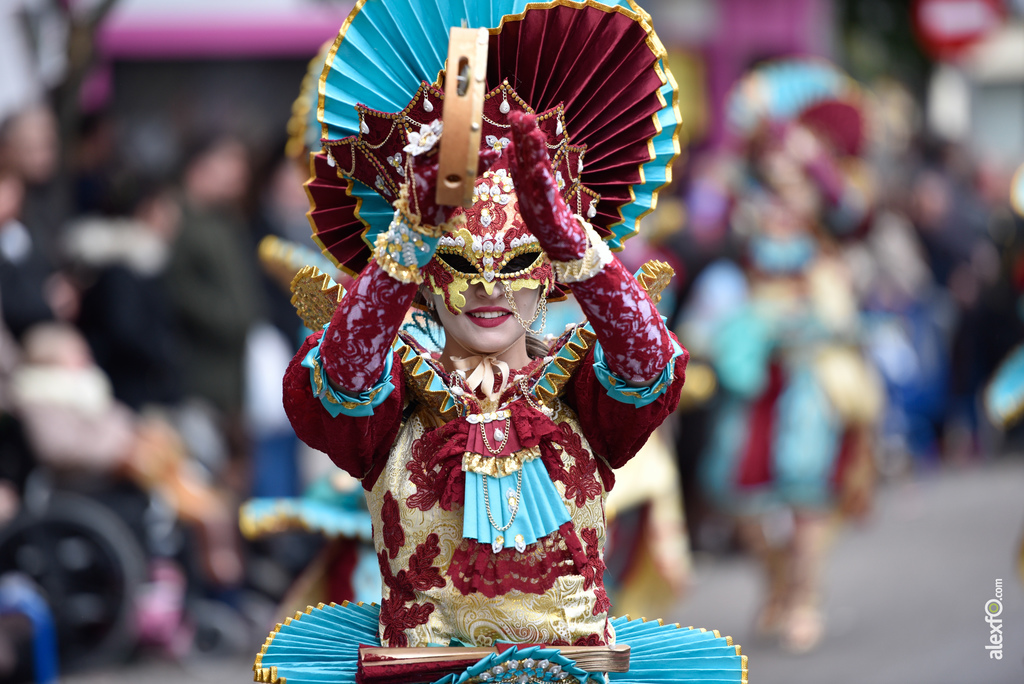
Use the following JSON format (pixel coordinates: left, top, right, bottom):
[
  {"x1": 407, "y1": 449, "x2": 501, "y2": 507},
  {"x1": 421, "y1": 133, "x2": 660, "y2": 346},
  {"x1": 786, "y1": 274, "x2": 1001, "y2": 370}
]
[
  {"x1": 592, "y1": 332, "x2": 684, "y2": 408},
  {"x1": 301, "y1": 325, "x2": 396, "y2": 417}
]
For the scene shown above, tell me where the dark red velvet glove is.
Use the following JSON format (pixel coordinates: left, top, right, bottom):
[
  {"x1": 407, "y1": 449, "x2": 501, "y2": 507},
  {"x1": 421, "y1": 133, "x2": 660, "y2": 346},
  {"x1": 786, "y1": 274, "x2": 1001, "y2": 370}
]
[
  {"x1": 506, "y1": 111, "x2": 588, "y2": 261},
  {"x1": 320, "y1": 265, "x2": 416, "y2": 392},
  {"x1": 507, "y1": 111, "x2": 675, "y2": 383},
  {"x1": 320, "y1": 145, "x2": 500, "y2": 392}
]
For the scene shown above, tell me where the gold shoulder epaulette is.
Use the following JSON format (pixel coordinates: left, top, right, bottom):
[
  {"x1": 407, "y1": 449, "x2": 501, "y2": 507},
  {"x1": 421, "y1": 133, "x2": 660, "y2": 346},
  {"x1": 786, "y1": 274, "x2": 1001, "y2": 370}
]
[{"x1": 290, "y1": 265, "x2": 345, "y2": 330}]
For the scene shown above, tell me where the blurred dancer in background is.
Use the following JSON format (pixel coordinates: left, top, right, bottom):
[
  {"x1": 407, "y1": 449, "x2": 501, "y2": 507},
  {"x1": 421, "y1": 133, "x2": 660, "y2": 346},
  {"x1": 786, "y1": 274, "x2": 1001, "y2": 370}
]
[{"x1": 698, "y1": 60, "x2": 884, "y2": 653}]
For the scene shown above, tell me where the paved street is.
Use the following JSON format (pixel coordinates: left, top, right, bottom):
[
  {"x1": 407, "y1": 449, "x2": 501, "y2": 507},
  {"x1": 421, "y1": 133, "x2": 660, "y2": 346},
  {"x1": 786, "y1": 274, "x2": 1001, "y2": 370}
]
[
  {"x1": 673, "y1": 457, "x2": 1024, "y2": 684},
  {"x1": 63, "y1": 459, "x2": 1024, "y2": 684}
]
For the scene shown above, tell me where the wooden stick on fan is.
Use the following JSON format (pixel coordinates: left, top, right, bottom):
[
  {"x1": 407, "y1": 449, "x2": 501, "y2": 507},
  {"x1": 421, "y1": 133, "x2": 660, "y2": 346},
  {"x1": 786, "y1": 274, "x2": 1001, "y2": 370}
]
[{"x1": 436, "y1": 26, "x2": 488, "y2": 207}]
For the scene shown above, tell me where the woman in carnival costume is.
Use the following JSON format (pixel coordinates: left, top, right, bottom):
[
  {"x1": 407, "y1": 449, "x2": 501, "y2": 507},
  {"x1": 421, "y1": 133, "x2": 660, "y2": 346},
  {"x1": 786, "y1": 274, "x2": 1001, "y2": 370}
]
[
  {"x1": 698, "y1": 59, "x2": 884, "y2": 654},
  {"x1": 253, "y1": 2, "x2": 747, "y2": 683}
]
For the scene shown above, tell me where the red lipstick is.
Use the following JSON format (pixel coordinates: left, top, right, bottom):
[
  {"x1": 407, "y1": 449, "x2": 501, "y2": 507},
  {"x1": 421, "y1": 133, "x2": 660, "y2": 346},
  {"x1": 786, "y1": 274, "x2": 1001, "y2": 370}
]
[{"x1": 465, "y1": 306, "x2": 512, "y2": 328}]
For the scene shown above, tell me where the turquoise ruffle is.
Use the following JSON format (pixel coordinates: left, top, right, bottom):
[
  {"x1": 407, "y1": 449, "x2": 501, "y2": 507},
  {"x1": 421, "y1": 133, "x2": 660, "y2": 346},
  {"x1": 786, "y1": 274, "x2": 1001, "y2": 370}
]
[
  {"x1": 592, "y1": 334, "x2": 684, "y2": 408},
  {"x1": 462, "y1": 459, "x2": 571, "y2": 551},
  {"x1": 302, "y1": 325, "x2": 396, "y2": 417}
]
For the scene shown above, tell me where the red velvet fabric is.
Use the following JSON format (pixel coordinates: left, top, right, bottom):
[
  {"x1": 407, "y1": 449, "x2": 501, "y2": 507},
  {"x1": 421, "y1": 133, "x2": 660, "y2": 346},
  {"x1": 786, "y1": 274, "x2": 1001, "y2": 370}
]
[
  {"x1": 357, "y1": 657, "x2": 471, "y2": 684},
  {"x1": 326, "y1": 538, "x2": 360, "y2": 604},
  {"x1": 563, "y1": 340, "x2": 687, "y2": 471},
  {"x1": 736, "y1": 363, "x2": 784, "y2": 488},
  {"x1": 282, "y1": 329, "x2": 406, "y2": 490}
]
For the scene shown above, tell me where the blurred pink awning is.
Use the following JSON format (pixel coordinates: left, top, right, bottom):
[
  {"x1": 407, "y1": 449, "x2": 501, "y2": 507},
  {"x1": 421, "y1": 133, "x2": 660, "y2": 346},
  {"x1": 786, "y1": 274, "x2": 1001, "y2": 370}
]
[{"x1": 96, "y1": 0, "x2": 353, "y2": 58}]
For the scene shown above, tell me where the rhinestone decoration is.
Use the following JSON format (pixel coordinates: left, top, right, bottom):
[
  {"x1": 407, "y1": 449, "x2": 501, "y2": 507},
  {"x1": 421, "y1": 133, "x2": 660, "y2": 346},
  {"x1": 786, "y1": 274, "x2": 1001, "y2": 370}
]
[
  {"x1": 386, "y1": 152, "x2": 405, "y2": 177},
  {"x1": 486, "y1": 134, "x2": 511, "y2": 152}
]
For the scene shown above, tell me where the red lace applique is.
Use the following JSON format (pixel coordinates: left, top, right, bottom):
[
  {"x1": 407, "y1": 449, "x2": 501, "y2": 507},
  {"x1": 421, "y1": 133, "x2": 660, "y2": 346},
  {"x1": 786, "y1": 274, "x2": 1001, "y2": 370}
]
[
  {"x1": 551, "y1": 423, "x2": 602, "y2": 507},
  {"x1": 446, "y1": 522, "x2": 577, "y2": 597},
  {"x1": 539, "y1": 442, "x2": 569, "y2": 484},
  {"x1": 381, "y1": 491, "x2": 404, "y2": 559},
  {"x1": 549, "y1": 633, "x2": 607, "y2": 647},
  {"x1": 507, "y1": 390, "x2": 560, "y2": 445},
  {"x1": 406, "y1": 421, "x2": 468, "y2": 511},
  {"x1": 578, "y1": 528, "x2": 612, "y2": 616},
  {"x1": 378, "y1": 533, "x2": 446, "y2": 646}
]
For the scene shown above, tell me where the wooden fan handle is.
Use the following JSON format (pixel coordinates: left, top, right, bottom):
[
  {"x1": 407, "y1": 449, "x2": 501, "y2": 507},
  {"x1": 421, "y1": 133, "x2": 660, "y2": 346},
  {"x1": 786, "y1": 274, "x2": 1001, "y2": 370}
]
[{"x1": 436, "y1": 26, "x2": 488, "y2": 207}]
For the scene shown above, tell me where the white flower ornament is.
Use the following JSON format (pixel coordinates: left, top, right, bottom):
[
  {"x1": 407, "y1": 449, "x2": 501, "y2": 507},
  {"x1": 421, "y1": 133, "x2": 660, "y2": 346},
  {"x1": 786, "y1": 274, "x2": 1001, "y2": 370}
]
[{"x1": 403, "y1": 120, "x2": 444, "y2": 156}]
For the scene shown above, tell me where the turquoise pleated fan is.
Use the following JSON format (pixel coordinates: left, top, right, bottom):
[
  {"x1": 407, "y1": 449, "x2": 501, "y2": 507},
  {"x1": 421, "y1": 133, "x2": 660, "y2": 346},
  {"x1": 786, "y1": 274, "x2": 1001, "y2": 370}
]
[{"x1": 253, "y1": 602, "x2": 748, "y2": 684}]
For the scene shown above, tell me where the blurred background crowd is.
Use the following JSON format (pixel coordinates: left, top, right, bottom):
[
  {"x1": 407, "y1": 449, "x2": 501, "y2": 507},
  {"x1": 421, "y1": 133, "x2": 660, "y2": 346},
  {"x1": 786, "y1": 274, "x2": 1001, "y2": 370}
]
[{"x1": 0, "y1": 0, "x2": 1022, "y2": 682}]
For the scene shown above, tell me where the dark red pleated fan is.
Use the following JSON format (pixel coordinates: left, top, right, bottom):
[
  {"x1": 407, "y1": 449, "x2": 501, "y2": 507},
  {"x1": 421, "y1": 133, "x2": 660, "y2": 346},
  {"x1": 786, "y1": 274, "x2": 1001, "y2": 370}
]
[{"x1": 307, "y1": 3, "x2": 668, "y2": 276}]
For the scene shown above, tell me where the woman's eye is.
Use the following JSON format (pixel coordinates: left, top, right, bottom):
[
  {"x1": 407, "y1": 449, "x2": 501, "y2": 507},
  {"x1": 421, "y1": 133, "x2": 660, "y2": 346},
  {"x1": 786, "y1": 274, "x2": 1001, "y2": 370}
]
[
  {"x1": 438, "y1": 254, "x2": 478, "y2": 274},
  {"x1": 500, "y1": 252, "x2": 540, "y2": 273}
]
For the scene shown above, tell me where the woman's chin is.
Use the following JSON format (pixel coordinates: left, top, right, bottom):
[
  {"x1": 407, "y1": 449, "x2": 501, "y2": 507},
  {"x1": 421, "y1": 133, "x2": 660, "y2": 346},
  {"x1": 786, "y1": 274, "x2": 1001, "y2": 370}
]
[{"x1": 447, "y1": 321, "x2": 524, "y2": 356}]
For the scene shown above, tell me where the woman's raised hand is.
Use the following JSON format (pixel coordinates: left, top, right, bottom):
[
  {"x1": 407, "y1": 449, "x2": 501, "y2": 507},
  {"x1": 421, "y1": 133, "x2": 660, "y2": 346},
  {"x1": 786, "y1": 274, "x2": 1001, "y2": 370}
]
[{"x1": 507, "y1": 111, "x2": 588, "y2": 261}]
